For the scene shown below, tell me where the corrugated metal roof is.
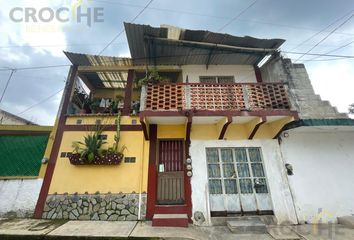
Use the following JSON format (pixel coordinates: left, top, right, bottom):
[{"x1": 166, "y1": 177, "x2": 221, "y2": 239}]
[
  {"x1": 124, "y1": 22, "x2": 285, "y2": 65},
  {"x1": 64, "y1": 51, "x2": 132, "y2": 66},
  {"x1": 64, "y1": 51, "x2": 132, "y2": 89}
]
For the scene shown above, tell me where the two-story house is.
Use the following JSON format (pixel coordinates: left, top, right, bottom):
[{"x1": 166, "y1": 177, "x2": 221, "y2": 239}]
[{"x1": 34, "y1": 23, "x2": 354, "y2": 228}]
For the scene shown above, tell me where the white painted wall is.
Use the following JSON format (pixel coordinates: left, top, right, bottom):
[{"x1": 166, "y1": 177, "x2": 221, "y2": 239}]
[
  {"x1": 190, "y1": 139, "x2": 297, "y2": 226},
  {"x1": 0, "y1": 179, "x2": 43, "y2": 217},
  {"x1": 181, "y1": 65, "x2": 257, "y2": 83},
  {"x1": 280, "y1": 130, "x2": 354, "y2": 224},
  {"x1": 0, "y1": 111, "x2": 30, "y2": 125}
]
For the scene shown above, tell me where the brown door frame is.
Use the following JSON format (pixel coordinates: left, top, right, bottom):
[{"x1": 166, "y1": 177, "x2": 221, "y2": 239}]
[
  {"x1": 146, "y1": 125, "x2": 192, "y2": 220},
  {"x1": 156, "y1": 139, "x2": 185, "y2": 205}
]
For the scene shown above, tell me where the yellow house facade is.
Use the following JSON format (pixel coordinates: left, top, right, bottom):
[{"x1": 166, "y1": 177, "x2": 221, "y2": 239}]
[{"x1": 35, "y1": 23, "x2": 306, "y2": 226}]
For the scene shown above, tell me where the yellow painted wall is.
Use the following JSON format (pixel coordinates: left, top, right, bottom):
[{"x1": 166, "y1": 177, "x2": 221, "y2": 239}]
[
  {"x1": 224, "y1": 124, "x2": 248, "y2": 140},
  {"x1": 49, "y1": 130, "x2": 148, "y2": 194},
  {"x1": 254, "y1": 117, "x2": 294, "y2": 139},
  {"x1": 157, "y1": 125, "x2": 185, "y2": 139},
  {"x1": 66, "y1": 116, "x2": 140, "y2": 125},
  {"x1": 93, "y1": 88, "x2": 140, "y2": 101}
]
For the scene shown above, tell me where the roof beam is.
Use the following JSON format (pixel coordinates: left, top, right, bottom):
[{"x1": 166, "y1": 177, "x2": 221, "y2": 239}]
[
  {"x1": 77, "y1": 65, "x2": 182, "y2": 73},
  {"x1": 148, "y1": 36, "x2": 278, "y2": 53},
  {"x1": 205, "y1": 47, "x2": 215, "y2": 70},
  {"x1": 78, "y1": 73, "x2": 95, "y2": 91},
  {"x1": 122, "y1": 70, "x2": 134, "y2": 116},
  {"x1": 247, "y1": 117, "x2": 266, "y2": 139},
  {"x1": 217, "y1": 116, "x2": 232, "y2": 140}
]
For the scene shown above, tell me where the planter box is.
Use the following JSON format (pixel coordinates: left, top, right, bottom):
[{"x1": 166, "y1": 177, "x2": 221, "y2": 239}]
[{"x1": 68, "y1": 153, "x2": 123, "y2": 165}]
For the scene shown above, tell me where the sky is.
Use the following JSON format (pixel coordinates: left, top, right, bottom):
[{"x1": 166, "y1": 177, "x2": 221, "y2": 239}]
[{"x1": 0, "y1": 0, "x2": 353, "y2": 125}]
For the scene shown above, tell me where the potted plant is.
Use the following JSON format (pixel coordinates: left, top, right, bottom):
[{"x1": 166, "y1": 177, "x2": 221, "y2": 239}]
[{"x1": 68, "y1": 112, "x2": 126, "y2": 165}]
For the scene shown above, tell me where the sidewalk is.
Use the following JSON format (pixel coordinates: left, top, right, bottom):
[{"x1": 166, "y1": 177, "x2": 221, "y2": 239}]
[{"x1": 0, "y1": 218, "x2": 353, "y2": 240}]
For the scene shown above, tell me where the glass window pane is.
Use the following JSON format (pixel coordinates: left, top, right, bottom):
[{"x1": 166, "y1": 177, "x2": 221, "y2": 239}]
[
  {"x1": 251, "y1": 163, "x2": 265, "y2": 177},
  {"x1": 239, "y1": 179, "x2": 253, "y2": 193},
  {"x1": 209, "y1": 179, "x2": 222, "y2": 194},
  {"x1": 206, "y1": 148, "x2": 219, "y2": 163},
  {"x1": 222, "y1": 164, "x2": 235, "y2": 178},
  {"x1": 254, "y1": 178, "x2": 268, "y2": 193},
  {"x1": 208, "y1": 164, "x2": 221, "y2": 178},
  {"x1": 235, "y1": 148, "x2": 247, "y2": 162},
  {"x1": 237, "y1": 163, "x2": 250, "y2": 177},
  {"x1": 224, "y1": 179, "x2": 237, "y2": 194},
  {"x1": 249, "y1": 148, "x2": 262, "y2": 162},
  {"x1": 221, "y1": 149, "x2": 233, "y2": 162}
]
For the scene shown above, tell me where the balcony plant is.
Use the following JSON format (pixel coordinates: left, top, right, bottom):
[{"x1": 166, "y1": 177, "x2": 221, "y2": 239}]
[
  {"x1": 68, "y1": 113, "x2": 125, "y2": 165},
  {"x1": 135, "y1": 67, "x2": 168, "y2": 87}
]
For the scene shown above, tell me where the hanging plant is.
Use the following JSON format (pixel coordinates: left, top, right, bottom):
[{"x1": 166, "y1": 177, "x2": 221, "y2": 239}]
[{"x1": 69, "y1": 114, "x2": 126, "y2": 165}]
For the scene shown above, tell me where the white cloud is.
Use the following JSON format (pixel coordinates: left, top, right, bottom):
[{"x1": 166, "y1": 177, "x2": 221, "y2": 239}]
[
  {"x1": 0, "y1": 0, "x2": 68, "y2": 58},
  {"x1": 307, "y1": 60, "x2": 354, "y2": 114}
]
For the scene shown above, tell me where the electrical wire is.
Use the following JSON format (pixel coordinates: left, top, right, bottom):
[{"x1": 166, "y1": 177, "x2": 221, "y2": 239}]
[
  {"x1": 218, "y1": 0, "x2": 259, "y2": 32},
  {"x1": 289, "y1": 10, "x2": 354, "y2": 52},
  {"x1": 97, "y1": 0, "x2": 154, "y2": 55},
  {"x1": 0, "y1": 42, "x2": 127, "y2": 49},
  {"x1": 92, "y1": 0, "x2": 354, "y2": 36},
  {"x1": 303, "y1": 40, "x2": 354, "y2": 62},
  {"x1": 294, "y1": 13, "x2": 354, "y2": 62},
  {"x1": 1, "y1": 49, "x2": 354, "y2": 74},
  {"x1": 0, "y1": 64, "x2": 70, "y2": 72},
  {"x1": 16, "y1": 88, "x2": 64, "y2": 115},
  {"x1": 0, "y1": 70, "x2": 15, "y2": 106}
]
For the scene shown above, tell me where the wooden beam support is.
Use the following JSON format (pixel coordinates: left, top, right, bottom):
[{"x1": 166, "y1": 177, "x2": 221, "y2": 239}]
[
  {"x1": 77, "y1": 65, "x2": 182, "y2": 73},
  {"x1": 217, "y1": 116, "x2": 232, "y2": 140},
  {"x1": 247, "y1": 117, "x2": 266, "y2": 139},
  {"x1": 140, "y1": 116, "x2": 149, "y2": 140},
  {"x1": 253, "y1": 65, "x2": 263, "y2": 83},
  {"x1": 185, "y1": 115, "x2": 192, "y2": 142},
  {"x1": 122, "y1": 70, "x2": 134, "y2": 116}
]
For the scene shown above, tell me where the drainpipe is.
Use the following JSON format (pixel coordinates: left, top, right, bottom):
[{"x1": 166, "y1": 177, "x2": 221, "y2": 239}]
[{"x1": 138, "y1": 132, "x2": 145, "y2": 220}]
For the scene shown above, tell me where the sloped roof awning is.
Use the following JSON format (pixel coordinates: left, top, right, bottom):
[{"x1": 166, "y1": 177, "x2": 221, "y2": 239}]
[
  {"x1": 124, "y1": 22, "x2": 285, "y2": 66},
  {"x1": 64, "y1": 51, "x2": 133, "y2": 89}
]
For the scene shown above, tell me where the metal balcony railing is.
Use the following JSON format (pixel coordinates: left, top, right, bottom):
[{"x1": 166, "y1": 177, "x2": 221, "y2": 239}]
[{"x1": 140, "y1": 82, "x2": 290, "y2": 112}]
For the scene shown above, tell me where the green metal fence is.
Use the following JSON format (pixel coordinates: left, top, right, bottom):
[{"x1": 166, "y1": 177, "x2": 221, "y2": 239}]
[{"x1": 0, "y1": 135, "x2": 49, "y2": 177}]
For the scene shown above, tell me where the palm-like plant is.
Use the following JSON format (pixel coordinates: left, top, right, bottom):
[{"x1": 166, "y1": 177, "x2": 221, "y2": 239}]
[{"x1": 73, "y1": 131, "x2": 106, "y2": 163}]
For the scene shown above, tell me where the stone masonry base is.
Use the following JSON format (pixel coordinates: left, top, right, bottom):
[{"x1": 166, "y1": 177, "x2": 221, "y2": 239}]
[{"x1": 42, "y1": 193, "x2": 146, "y2": 221}]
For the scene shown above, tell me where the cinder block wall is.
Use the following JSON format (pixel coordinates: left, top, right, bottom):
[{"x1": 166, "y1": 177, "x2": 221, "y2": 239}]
[{"x1": 260, "y1": 54, "x2": 347, "y2": 119}]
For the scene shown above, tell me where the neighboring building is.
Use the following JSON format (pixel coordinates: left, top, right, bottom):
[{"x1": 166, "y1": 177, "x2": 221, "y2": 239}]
[
  {"x1": 34, "y1": 23, "x2": 354, "y2": 227},
  {"x1": 0, "y1": 109, "x2": 36, "y2": 125},
  {"x1": 0, "y1": 124, "x2": 52, "y2": 217}
]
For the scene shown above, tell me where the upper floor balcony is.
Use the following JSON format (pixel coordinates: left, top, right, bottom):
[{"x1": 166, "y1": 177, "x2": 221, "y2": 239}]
[{"x1": 140, "y1": 82, "x2": 290, "y2": 113}]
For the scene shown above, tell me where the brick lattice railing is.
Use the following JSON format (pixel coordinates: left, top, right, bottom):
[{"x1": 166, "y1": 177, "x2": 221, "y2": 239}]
[
  {"x1": 189, "y1": 84, "x2": 245, "y2": 110},
  {"x1": 143, "y1": 83, "x2": 290, "y2": 111},
  {"x1": 145, "y1": 84, "x2": 184, "y2": 111},
  {"x1": 246, "y1": 84, "x2": 290, "y2": 110}
]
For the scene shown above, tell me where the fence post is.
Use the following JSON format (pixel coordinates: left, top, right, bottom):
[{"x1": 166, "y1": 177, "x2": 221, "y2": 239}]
[
  {"x1": 140, "y1": 85, "x2": 147, "y2": 111},
  {"x1": 242, "y1": 85, "x2": 250, "y2": 110},
  {"x1": 185, "y1": 84, "x2": 191, "y2": 110}
]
